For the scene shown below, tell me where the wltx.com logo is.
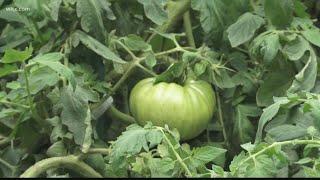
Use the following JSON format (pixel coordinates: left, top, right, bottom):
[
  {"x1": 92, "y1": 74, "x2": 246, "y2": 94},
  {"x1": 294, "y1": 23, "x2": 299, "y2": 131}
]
[{"x1": 5, "y1": 6, "x2": 31, "y2": 12}]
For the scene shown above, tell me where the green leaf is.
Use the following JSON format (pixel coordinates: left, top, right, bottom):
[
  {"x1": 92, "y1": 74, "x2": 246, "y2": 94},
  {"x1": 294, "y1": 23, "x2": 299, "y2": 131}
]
[
  {"x1": 288, "y1": 49, "x2": 317, "y2": 93},
  {"x1": 211, "y1": 69, "x2": 235, "y2": 89},
  {"x1": 264, "y1": 0, "x2": 293, "y2": 28},
  {"x1": 229, "y1": 151, "x2": 248, "y2": 175},
  {"x1": 283, "y1": 35, "x2": 309, "y2": 61},
  {"x1": 1, "y1": 46, "x2": 33, "y2": 63},
  {"x1": 154, "y1": 62, "x2": 185, "y2": 84},
  {"x1": 194, "y1": 62, "x2": 207, "y2": 77},
  {"x1": 192, "y1": 146, "x2": 227, "y2": 166},
  {"x1": 293, "y1": 0, "x2": 310, "y2": 18},
  {"x1": 266, "y1": 124, "x2": 307, "y2": 141},
  {"x1": 110, "y1": 124, "x2": 163, "y2": 166},
  {"x1": 76, "y1": 0, "x2": 111, "y2": 39},
  {"x1": 301, "y1": 28, "x2": 320, "y2": 47},
  {"x1": 28, "y1": 66, "x2": 59, "y2": 94},
  {"x1": 48, "y1": 0, "x2": 62, "y2": 21},
  {"x1": 261, "y1": 33, "x2": 280, "y2": 63},
  {"x1": 256, "y1": 70, "x2": 294, "y2": 107},
  {"x1": 233, "y1": 104, "x2": 261, "y2": 144},
  {"x1": 191, "y1": 0, "x2": 248, "y2": 44},
  {"x1": 227, "y1": 12, "x2": 264, "y2": 47},
  {"x1": 246, "y1": 154, "x2": 278, "y2": 177},
  {"x1": 137, "y1": 0, "x2": 168, "y2": 25},
  {"x1": 121, "y1": 34, "x2": 151, "y2": 51},
  {"x1": 145, "y1": 52, "x2": 157, "y2": 68},
  {"x1": 148, "y1": 157, "x2": 174, "y2": 177},
  {"x1": 307, "y1": 99, "x2": 320, "y2": 132},
  {"x1": 30, "y1": 52, "x2": 63, "y2": 62},
  {"x1": 303, "y1": 166, "x2": 320, "y2": 177},
  {"x1": 60, "y1": 86, "x2": 92, "y2": 148},
  {"x1": 294, "y1": 157, "x2": 313, "y2": 165},
  {"x1": 0, "y1": 64, "x2": 17, "y2": 78},
  {"x1": 46, "y1": 141, "x2": 67, "y2": 157},
  {"x1": 150, "y1": 28, "x2": 176, "y2": 41},
  {"x1": 32, "y1": 53, "x2": 76, "y2": 90},
  {"x1": 255, "y1": 98, "x2": 290, "y2": 143},
  {"x1": 75, "y1": 85, "x2": 100, "y2": 103},
  {"x1": 73, "y1": 30, "x2": 126, "y2": 64}
]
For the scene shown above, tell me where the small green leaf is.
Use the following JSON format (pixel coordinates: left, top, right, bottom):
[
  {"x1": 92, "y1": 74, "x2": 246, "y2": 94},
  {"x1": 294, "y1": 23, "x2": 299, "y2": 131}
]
[
  {"x1": 227, "y1": 12, "x2": 264, "y2": 47},
  {"x1": 32, "y1": 53, "x2": 76, "y2": 90},
  {"x1": 255, "y1": 98, "x2": 290, "y2": 143},
  {"x1": 194, "y1": 62, "x2": 206, "y2": 77},
  {"x1": 262, "y1": 33, "x2": 280, "y2": 63},
  {"x1": 154, "y1": 62, "x2": 185, "y2": 84},
  {"x1": 148, "y1": 157, "x2": 174, "y2": 177},
  {"x1": 283, "y1": 35, "x2": 309, "y2": 61},
  {"x1": 137, "y1": 0, "x2": 168, "y2": 25},
  {"x1": 301, "y1": 28, "x2": 320, "y2": 47},
  {"x1": 60, "y1": 86, "x2": 92, "y2": 147},
  {"x1": 73, "y1": 31, "x2": 126, "y2": 64},
  {"x1": 28, "y1": 66, "x2": 59, "y2": 94},
  {"x1": 288, "y1": 49, "x2": 317, "y2": 93},
  {"x1": 1, "y1": 46, "x2": 33, "y2": 63},
  {"x1": 0, "y1": 64, "x2": 17, "y2": 78},
  {"x1": 122, "y1": 34, "x2": 151, "y2": 52},
  {"x1": 110, "y1": 124, "x2": 163, "y2": 166},
  {"x1": 46, "y1": 141, "x2": 67, "y2": 157},
  {"x1": 192, "y1": 146, "x2": 227, "y2": 166},
  {"x1": 266, "y1": 124, "x2": 307, "y2": 141},
  {"x1": 48, "y1": 0, "x2": 62, "y2": 21},
  {"x1": 145, "y1": 52, "x2": 157, "y2": 68}
]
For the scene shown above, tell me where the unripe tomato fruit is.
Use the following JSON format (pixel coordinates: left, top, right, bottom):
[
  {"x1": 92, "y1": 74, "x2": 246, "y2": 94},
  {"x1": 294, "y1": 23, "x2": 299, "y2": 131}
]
[{"x1": 129, "y1": 78, "x2": 216, "y2": 140}]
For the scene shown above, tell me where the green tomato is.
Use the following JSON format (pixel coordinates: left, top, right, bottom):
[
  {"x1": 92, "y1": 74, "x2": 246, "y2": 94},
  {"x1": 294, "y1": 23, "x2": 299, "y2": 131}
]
[{"x1": 129, "y1": 78, "x2": 216, "y2": 140}]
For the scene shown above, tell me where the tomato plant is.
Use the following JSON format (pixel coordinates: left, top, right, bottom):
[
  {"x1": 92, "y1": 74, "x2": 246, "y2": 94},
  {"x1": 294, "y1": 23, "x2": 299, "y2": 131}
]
[{"x1": 0, "y1": 0, "x2": 320, "y2": 178}]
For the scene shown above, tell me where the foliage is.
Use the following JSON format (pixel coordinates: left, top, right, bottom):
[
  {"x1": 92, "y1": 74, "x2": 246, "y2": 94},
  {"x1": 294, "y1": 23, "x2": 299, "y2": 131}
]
[{"x1": 0, "y1": 0, "x2": 320, "y2": 178}]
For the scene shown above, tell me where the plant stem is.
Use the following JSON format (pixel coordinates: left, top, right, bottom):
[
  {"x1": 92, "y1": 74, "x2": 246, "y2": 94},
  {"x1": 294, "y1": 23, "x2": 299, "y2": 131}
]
[
  {"x1": 107, "y1": 105, "x2": 135, "y2": 124},
  {"x1": 158, "y1": 128, "x2": 193, "y2": 177},
  {"x1": 0, "y1": 157, "x2": 16, "y2": 171},
  {"x1": 23, "y1": 65, "x2": 43, "y2": 124},
  {"x1": 110, "y1": 62, "x2": 136, "y2": 93},
  {"x1": 87, "y1": 148, "x2": 110, "y2": 155},
  {"x1": 23, "y1": 66, "x2": 33, "y2": 110},
  {"x1": 115, "y1": 40, "x2": 137, "y2": 59},
  {"x1": 31, "y1": 19, "x2": 44, "y2": 43},
  {"x1": 146, "y1": 0, "x2": 191, "y2": 43},
  {"x1": 0, "y1": 100, "x2": 30, "y2": 109},
  {"x1": 20, "y1": 155, "x2": 102, "y2": 178},
  {"x1": 215, "y1": 90, "x2": 229, "y2": 148},
  {"x1": 183, "y1": 11, "x2": 196, "y2": 48},
  {"x1": 136, "y1": 63, "x2": 157, "y2": 76}
]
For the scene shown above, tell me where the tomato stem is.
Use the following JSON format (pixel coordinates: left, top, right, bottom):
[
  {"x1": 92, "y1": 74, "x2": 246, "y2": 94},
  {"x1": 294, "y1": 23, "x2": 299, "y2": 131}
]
[
  {"x1": 158, "y1": 128, "x2": 193, "y2": 177},
  {"x1": 183, "y1": 11, "x2": 196, "y2": 48},
  {"x1": 20, "y1": 155, "x2": 102, "y2": 178}
]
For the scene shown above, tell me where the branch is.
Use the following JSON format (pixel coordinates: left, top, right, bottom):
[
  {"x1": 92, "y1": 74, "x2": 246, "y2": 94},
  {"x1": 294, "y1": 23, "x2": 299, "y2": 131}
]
[
  {"x1": 183, "y1": 11, "x2": 195, "y2": 48},
  {"x1": 20, "y1": 155, "x2": 102, "y2": 178},
  {"x1": 158, "y1": 128, "x2": 193, "y2": 177},
  {"x1": 107, "y1": 105, "x2": 135, "y2": 124}
]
